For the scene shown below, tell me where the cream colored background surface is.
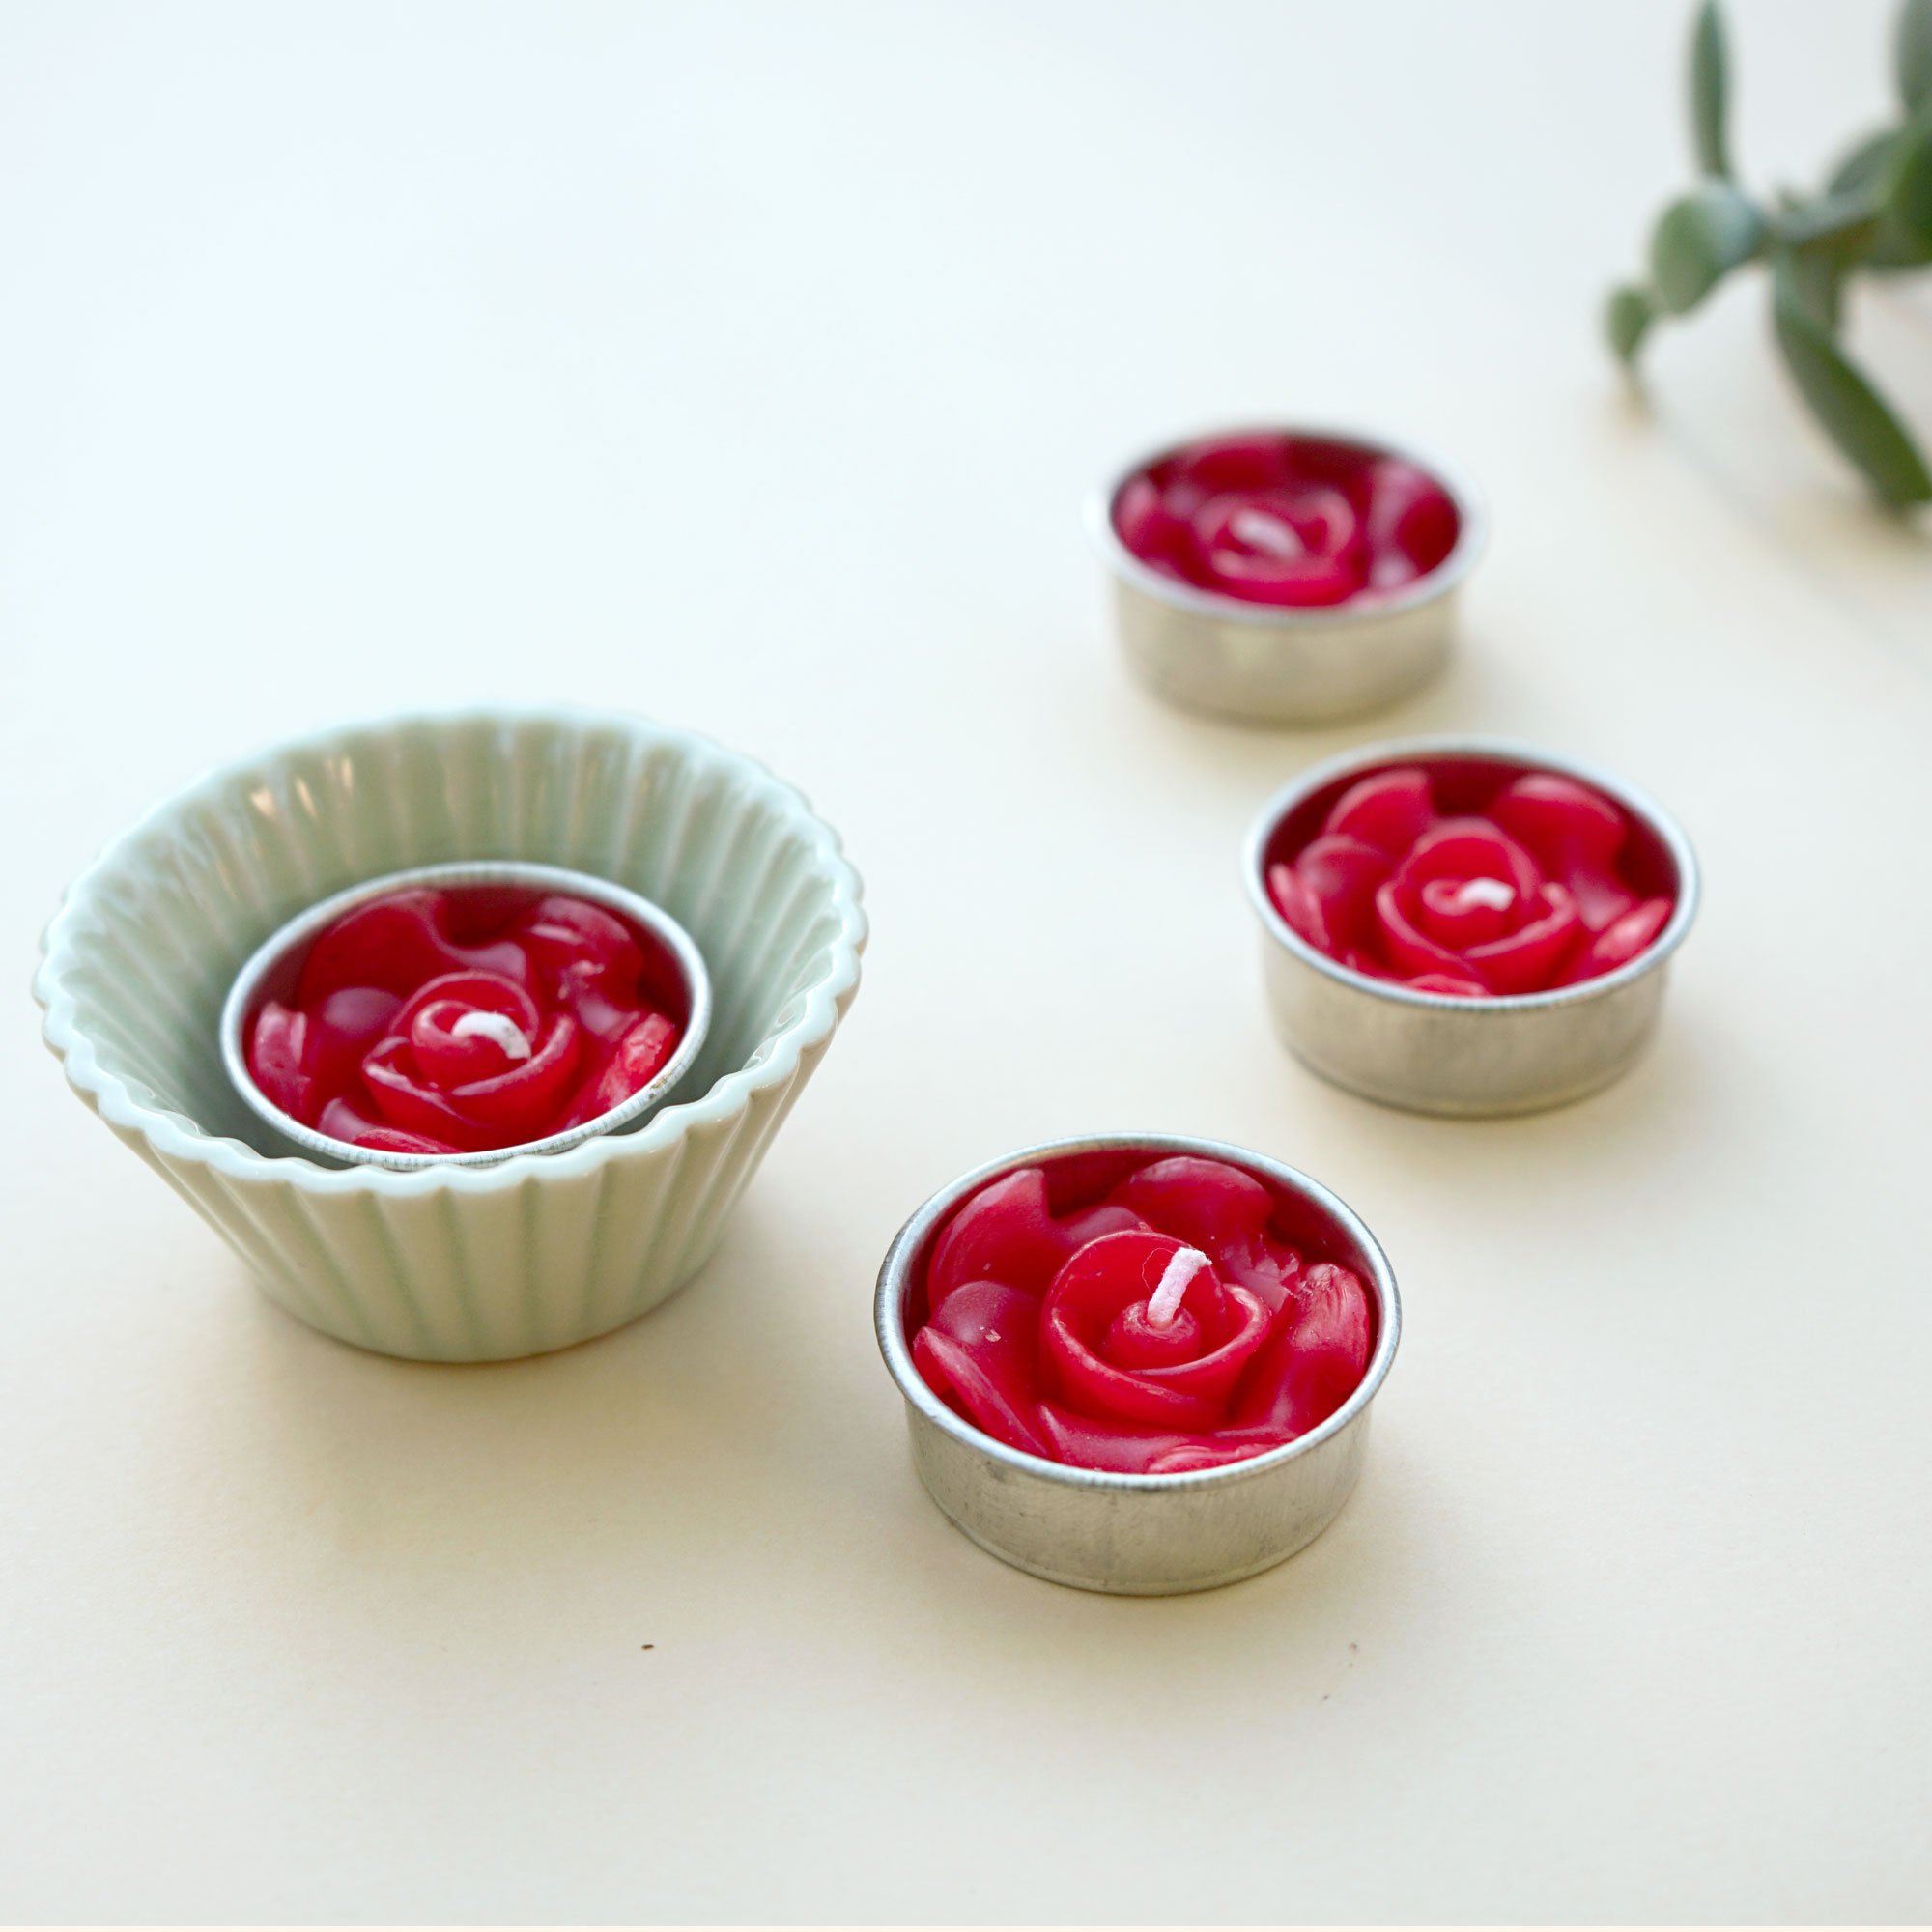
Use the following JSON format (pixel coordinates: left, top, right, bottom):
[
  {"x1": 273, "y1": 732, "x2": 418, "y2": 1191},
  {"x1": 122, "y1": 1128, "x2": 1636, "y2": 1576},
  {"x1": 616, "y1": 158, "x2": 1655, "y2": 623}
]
[{"x1": 4, "y1": 1, "x2": 1929, "y2": 1920}]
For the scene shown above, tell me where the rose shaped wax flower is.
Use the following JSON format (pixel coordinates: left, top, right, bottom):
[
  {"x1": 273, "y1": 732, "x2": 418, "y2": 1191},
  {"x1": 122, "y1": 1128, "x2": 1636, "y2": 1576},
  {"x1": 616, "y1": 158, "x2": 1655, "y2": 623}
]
[
  {"x1": 243, "y1": 881, "x2": 695, "y2": 1157},
  {"x1": 1113, "y1": 431, "x2": 1461, "y2": 609},
  {"x1": 910, "y1": 1154, "x2": 1377, "y2": 1476},
  {"x1": 1265, "y1": 759, "x2": 1676, "y2": 997}
]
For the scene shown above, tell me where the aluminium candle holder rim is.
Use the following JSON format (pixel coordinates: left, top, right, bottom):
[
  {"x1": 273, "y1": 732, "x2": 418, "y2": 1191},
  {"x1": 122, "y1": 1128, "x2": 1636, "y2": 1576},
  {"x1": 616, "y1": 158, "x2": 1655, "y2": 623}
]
[
  {"x1": 1087, "y1": 419, "x2": 1489, "y2": 726},
  {"x1": 875, "y1": 1131, "x2": 1402, "y2": 1594},
  {"x1": 1243, "y1": 734, "x2": 1702, "y2": 1117},
  {"x1": 219, "y1": 858, "x2": 713, "y2": 1171}
]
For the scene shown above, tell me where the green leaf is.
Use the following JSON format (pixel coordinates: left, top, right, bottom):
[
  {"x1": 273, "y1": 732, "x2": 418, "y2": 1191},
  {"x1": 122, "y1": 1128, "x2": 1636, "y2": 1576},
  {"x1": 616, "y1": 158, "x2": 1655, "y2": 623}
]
[
  {"x1": 1832, "y1": 124, "x2": 1932, "y2": 267},
  {"x1": 1830, "y1": 128, "x2": 1897, "y2": 198},
  {"x1": 1649, "y1": 183, "x2": 1765, "y2": 313},
  {"x1": 1781, "y1": 246, "x2": 1844, "y2": 332},
  {"x1": 1690, "y1": 0, "x2": 1731, "y2": 175},
  {"x1": 1771, "y1": 257, "x2": 1932, "y2": 504},
  {"x1": 1884, "y1": 113, "x2": 1932, "y2": 249},
  {"x1": 1776, "y1": 190, "x2": 1881, "y2": 251},
  {"x1": 1605, "y1": 284, "x2": 1656, "y2": 363},
  {"x1": 1899, "y1": 0, "x2": 1932, "y2": 111}
]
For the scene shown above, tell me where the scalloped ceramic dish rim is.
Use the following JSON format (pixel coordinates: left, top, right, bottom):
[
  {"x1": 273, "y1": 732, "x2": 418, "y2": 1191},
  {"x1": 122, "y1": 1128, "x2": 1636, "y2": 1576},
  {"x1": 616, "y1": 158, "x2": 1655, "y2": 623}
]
[
  {"x1": 1085, "y1": 419, "x2": 1489, "y2": 626},
  {"x1": 1242, "y1": 733, "x2": 1701, "y2": 1013},
  {"x1": 217, "y1": 859, "x2": 715, "y2": 1171},
  {"x1": 874, "y1": 1131, "x2": 1402, "y2": 1495},
  {"x1": 35, "y1": 703, "x2": 867, "y2": 1199}
]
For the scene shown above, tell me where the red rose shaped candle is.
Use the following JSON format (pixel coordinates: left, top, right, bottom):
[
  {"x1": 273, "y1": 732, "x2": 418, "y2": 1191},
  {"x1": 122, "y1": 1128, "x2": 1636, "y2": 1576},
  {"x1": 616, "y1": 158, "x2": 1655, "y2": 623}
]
[
  {"x1": 223, "y1": 862, "x2": 709, "y2": 1166},
  {"x1": 1265, "y1": 760, "x2": 1674, "y2": 995},
  {"x1": 1248, "y1": 739, "x2": 1699, "y2": 1115},
  {"x1": 876, "y1": 1135, "x2": 1400, "y2": 1592},
  {"x1": 912, "y1": 1153, "x2": 1376, "y2": 1475},
  {"x1": 1092, "y1": 425, "x2": 1483, "y2": 724},
  {"x1": 1113, "y1": 431, "x2": 1460, "y2": 608}
]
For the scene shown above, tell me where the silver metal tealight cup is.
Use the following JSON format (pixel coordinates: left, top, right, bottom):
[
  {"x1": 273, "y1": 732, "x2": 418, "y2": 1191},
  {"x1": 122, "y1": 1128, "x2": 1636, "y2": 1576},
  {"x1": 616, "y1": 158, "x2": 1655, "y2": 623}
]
[
  {"x1": 220, "y1": 859, "x2": 711, "y2": 1170},
  {"x1": 875, "y1": 1133, "x2": 1401, "y2": 1596},
  {"x1": 1088, "y1": 424, "x2": 1487, "y2": 725},
  {"x1": 1245, "y1": 736, "x2": 1700, "y2": 1118}
]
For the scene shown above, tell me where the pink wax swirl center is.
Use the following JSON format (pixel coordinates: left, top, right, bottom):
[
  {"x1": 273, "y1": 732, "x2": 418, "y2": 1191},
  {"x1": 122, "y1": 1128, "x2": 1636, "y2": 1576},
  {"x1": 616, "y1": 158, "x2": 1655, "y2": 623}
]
[
  {"x1": 1266, "y1": 761, "x2": 1676, "y2": 996},
  {"x1": 909, "y1": 1154, "x2": 1377, "y2": 1475}
]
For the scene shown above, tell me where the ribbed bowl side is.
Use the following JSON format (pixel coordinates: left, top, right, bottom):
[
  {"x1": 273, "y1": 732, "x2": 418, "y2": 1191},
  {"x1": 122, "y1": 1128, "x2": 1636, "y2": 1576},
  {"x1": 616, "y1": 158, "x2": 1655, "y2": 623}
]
[{"x1": 40, "y1": 711, "x2": 865, "y2": 1360}]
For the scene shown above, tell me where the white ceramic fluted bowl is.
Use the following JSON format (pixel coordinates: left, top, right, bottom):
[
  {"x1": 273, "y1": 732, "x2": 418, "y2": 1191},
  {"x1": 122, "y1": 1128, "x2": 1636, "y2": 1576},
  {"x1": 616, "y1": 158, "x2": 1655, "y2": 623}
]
[{"x1": 35, "y1": 707, "x2": 867, "y2": 1361}]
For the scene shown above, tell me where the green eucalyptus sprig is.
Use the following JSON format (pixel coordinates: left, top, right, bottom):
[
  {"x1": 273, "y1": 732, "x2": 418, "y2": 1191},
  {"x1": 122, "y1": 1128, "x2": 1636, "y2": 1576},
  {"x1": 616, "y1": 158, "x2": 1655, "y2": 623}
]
[{"x1": 1607, "y1": 0, "x2": 1932, "y2": 507}]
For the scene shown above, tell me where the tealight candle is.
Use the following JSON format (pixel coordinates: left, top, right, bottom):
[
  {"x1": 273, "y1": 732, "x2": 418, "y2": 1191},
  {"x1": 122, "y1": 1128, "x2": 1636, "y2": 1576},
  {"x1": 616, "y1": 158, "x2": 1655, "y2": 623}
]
[
  {"x1": 1264, "y1": 759, "x2": 1676, "y2": 996},
  {"x1": 876, "y1": 1134, "x2": 1401, "y2": 1593},
  {"x1": 221, "y1": 861, "x2": 710, "y2": 1168},
  {"x1": 910, "y1": 1152, "x2": 1377, "y2": 1475},
  {"x1": 1112, "y1": 430, "x2": 1461, "y2": 608},
  {"x1": 1089, "y1": 423, "x2": 1484, "y2": 724},
  {"x1": 1246, "y1": 738, "x2": 1699, "y2": 1115}
]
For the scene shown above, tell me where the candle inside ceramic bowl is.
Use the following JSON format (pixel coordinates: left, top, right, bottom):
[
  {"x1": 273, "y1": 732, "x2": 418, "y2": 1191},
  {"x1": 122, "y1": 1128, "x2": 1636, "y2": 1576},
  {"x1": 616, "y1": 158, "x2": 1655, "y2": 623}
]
[
  {"x1": 1262, "y1": 754, "x2": 1678, "y2": 997},
  {"x1": 1113, "y1": 430, "x2": 1462, "y2": 609},
  {"x1": 221, "y1": 861, "x2": 710, "y2": 1168},
  {"x1": 908, "y1": 1146, "x2": 1378, "y2": 1476}
]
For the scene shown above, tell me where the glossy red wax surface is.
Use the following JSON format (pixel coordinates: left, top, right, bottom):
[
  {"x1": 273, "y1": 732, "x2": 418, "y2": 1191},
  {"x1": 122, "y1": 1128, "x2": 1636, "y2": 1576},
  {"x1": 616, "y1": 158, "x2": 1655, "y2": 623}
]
[
  {"x1": 1264, "y1": 759, "x2": 1677, "y2": 996},
  {"x1": 244, "y1": 885, "x2": 689, "y2": 1155},
  {"x1": 909, "y1": 1151, "x2": 1378, "y2": 1475},
  {"x1": 1113, "y1": 430, "x2": 1460, "y2": 608}
]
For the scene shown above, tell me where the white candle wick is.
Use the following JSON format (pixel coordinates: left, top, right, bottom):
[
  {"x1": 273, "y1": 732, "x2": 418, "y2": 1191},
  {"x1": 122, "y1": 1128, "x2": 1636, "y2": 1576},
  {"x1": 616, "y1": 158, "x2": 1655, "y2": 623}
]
[
  {"x1": 1147, "y1": 1247, "x2": 1210, "y2": 1330},
  {"x1": 1229, "y1": 507, "x2": 1304, "y2": 560},
  {"x1": 451, "y1": 1010, "x2": 532, "y2": 1061},
  {"x1": 1447, "y1": 876, "x2": 1515, "y2": 913}
]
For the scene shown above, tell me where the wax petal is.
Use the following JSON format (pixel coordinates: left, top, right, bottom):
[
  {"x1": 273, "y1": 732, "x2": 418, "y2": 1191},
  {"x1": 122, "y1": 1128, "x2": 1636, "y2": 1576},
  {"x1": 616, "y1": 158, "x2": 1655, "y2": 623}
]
[
  {"x1": 1200, "y1": 546, "x2": 1363, "y2": 607},
  {"x1": 1041, "y1": 1233, "x2": 1229, "y2": 1429},
  {"x1": 1115, "y1": 476, "x2": 1201, "y2": 574},
  {"x1": 354, "y1": 1040, "x2": 493, "y2": 1149},
  {"x1": 1396, "y1": 820, "x2": 1543, "y2": 902},
  {"x1": 1463, "y1": 882, "x2": 1583, "y2": 993},
  {"x1": 1036, "y1": 1405, "x2": 1235, "y2": 1475},
  {"x1": 1111, "y1": 1156, "x2": 1273, "y2": 1254},
  {"x1": 1103, "y1": 1299, "x2": 1205, "y2": 1369},
  {"x1": 1363, "y1": 459, "x2": 1459, "y2": 574},
  {"x1": 1218, "y1": 1233, "x2": 1303, "y2": 1316},
  {"x1": 447, "y1": 1013, "x2": 583, "y2": 1135},
  {"x1": 1373, "y1": 878, "x2": 1479, "y2": 984},
  {"x1": 926, "y1": 1167, "x2": 1075, "y2": 1310},
  {"x1": 519, "y1": 895, "x2": 643, "y2": 982},
  {"x1": 406, "y1": 972, "x2": 543, "y2": 1088},
  {"x1": 1569, "y1": 896, "x2": 1672, "y2": 980},
  {"x1": 1037, "y1": 1405, "x2": 1290, "y2": 1475},
  {"x1": 317, "y1": 1094, "x2": 461, "y2": 1157},
  {"x1": 1414, "y1": 874, "x2": 1519, "y2": 950},
  {"x1": 297, "y1": 891, "x2": 532, "y2": 1005},
  {"x1": 1233, "y1": 1263, "x2": 1374, "y2": 1435},
  {"x1": 1294, "y1": 835, "x2": 1391, "y2": 950},
  {"x1": 1488, "y1": 772, "x2": 1626, "y2": 875},
  {"x1": 1144, "y1": 1430, "x2": 1297, "y2": 1474},
  {"x1": 1322, "y1": 767, "x2": 1434, "y2": 855},
  {"x1": 1166, "y1": 433, "x2": 1296, "y2": 493},
  {"x1": 245, "y1": 1001, "x2": 312, "y2": 1122},
  {"x1": 306, "y1": 986, "x2": 402, "y2": 1100},
  {"x1": 913, "y1": 1280, "x2": 1049, "y2": 1458},
  {"x1": 1557, "y1": 864, "x2": 1637, "y2": 933},
  {"x1": 1406, "y1": 972, "x2": 1489, "y2": 997},
  {"x1": 564, "y1": 1010, "x2": 678, "y2": 1126},
  {"x1": 1062, "y1": 1204, "x2": 1149, "y2": 1245},
  {"x1": 1365, "y1": 551, "x2": 1422, "y2": 594},
  {"x1": 1269, "y1": 862, "x2": 1331, "y2": 950},
  {"x1": 1193, "y1": 486, "x2": 1361, "y2": 565}
]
